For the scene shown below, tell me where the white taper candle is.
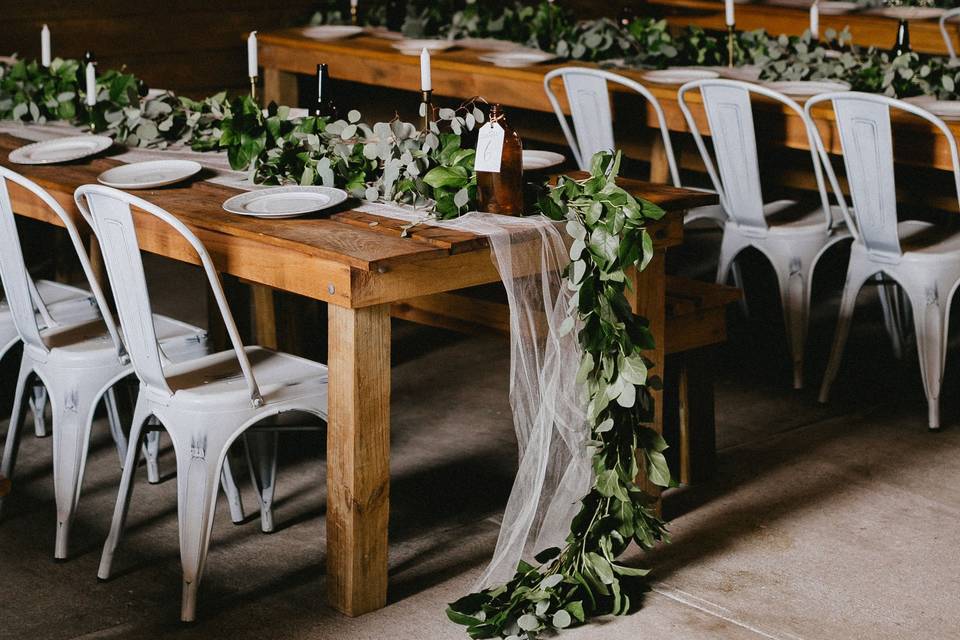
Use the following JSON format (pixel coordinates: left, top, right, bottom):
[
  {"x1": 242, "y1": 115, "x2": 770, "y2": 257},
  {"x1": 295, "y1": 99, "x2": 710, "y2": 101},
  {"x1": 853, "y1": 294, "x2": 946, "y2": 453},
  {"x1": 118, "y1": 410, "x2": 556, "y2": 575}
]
[
  {"x1": 85, "y1": 62, "x2": 96, "y2": 106},
  {"x1": 810, "y1": 0, "x2": 820, "y2": 40},
  {"x1": 41, "y1": 25, "x2": 51, "y2": 67},
  {"x1": 247, "y1": 31, "x2": 258, "y2": 78},
  {"x1": 420, "y1": 47, "x2": 432, "y2": 91},
  {"x1": 350, "y1": 0, "x2": 358, "y2": 8},
  {"x1": 725, "y1": 0, "x2": 735, "y2": 26}
]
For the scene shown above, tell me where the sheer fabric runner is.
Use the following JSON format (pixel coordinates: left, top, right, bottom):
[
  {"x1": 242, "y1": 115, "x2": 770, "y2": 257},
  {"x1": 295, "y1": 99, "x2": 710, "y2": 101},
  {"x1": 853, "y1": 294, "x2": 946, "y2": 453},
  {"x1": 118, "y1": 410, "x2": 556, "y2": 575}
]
[
  {"x1": 1, "y1": 120, "x2": 592, "y2": 584},
  {"x1": 359, "y1": 203, "x2": 591, "y2": 587}
]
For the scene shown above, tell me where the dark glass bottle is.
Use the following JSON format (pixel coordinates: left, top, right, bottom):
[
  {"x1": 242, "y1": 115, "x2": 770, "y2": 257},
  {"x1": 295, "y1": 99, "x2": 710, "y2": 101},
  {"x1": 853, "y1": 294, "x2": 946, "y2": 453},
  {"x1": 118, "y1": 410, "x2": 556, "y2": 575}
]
[
  {"x1": 386, "y1": 0, "x2": 406, "y2": 32},
  {"x1": 477, "y1": 105, "x2": 524, "y2": 216},
  {"x1": 892, "y1": 19, "x2": 911, "y2": 56},
  {"x1": 313, "y1": 64, "x2": 339, "y2": 119}
]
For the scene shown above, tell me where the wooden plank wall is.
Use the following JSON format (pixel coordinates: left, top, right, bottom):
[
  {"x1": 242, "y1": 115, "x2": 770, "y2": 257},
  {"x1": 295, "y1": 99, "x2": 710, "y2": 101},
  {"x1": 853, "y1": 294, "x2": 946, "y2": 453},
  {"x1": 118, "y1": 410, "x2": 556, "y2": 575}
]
[{"x1": 1, "y1": 0, "x2": 318, "y2": 97}]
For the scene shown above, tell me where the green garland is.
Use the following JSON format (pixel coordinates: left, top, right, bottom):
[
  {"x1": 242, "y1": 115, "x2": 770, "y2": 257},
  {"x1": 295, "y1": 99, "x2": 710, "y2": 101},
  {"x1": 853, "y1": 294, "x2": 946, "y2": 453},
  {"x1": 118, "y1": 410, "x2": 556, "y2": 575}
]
[{"x1": 447, "y1": 152, "x2": 670, "y2": 638}]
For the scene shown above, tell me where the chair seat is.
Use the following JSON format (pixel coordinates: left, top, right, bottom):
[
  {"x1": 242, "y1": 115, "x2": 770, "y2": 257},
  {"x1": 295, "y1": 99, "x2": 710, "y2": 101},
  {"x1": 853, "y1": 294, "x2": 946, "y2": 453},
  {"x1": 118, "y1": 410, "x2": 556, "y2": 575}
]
[
  {"x1": 162, "y1": 346, "x2": 328, "y2": 410},
  {"x1": 0, "y1": 280, "x2": 98, "y2": 355},
  {"x1": 40, "y1": 313, "x2": 207, "y2": 367},
  {"x1": 764, "y1": 200, "x2": 844, "y2": 234},
  {"x1": 897, "y1": 220, "x2": 960, "y2": 261}
]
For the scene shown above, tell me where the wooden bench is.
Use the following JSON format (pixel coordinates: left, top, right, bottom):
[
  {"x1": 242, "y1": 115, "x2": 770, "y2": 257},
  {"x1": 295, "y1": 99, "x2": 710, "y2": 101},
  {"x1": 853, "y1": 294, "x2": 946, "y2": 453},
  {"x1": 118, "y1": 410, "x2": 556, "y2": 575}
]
[{"x1": 392, "y1": 275, "x2": 741, "y2": 484}]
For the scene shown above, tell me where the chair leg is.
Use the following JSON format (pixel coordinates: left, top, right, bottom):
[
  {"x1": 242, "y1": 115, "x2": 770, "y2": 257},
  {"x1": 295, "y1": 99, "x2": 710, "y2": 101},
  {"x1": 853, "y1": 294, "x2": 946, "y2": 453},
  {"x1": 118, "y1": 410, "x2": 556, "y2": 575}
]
[
  {"x1": 175, "y1": 431, "x2": 232, "y2": 622},
  {"x1": 30, "y1": 384, "x2": 48, "y2": 438},
  {"x1": 0, "y1": 359, "x2": 34, "y2": 515},
  {"x1": 876, "y1": 274, "x2": 912, "y2": 361},
  {"x1": 819, "y1": 268, "x2": 869, "y2": 404},
  {"x1": 104, "y1": 387, "x2": 127, "y2": 466},
  {"x1": 143, "y1": 430, "x2": 161, "y2": 484},
  {"x1": 910, "y1": 285, "x2": 951, "y2": 430},
  {"x1": 98, "y1": 399, "x2": 151, "y2": 580},
  {"x1": 50, "y1": 375, "x2": 109, "y2": 560},
  {"x1": 244, "y1": 430, "x2": 279, "y2": 533},
  {"x1": 730, "y1": 262, "x2": 749, "y2": 318},
  {"x1": 776, "y1": 257, "x2": 810, "y2": 390},
  {"x1": 220, "y1": 452, "x2": 245, "y2": 525}
]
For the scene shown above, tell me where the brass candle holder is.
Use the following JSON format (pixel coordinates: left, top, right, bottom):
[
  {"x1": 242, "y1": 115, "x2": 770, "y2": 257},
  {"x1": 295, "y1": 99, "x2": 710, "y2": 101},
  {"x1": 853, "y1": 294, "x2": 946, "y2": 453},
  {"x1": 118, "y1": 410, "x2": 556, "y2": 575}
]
[
  {"x1": 351, "y1": 4, "x2": 358, "y2": 25},
  {"x1": 249, "y1": 76, "x2": 258, "y2": 101},
  {"x1": 421, "y1": 89, "x2": 433, "y2": 131},
  {"x1": 727, "y1": 24, "x2": 736, "y2": 67}
]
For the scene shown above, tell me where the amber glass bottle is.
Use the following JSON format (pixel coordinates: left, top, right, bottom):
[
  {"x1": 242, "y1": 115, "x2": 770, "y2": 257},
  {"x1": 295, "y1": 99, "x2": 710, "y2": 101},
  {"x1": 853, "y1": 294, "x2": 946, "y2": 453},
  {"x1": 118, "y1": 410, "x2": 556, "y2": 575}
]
[{"x1": 477, "y1": 104, "x2": 524, "y2": 216}]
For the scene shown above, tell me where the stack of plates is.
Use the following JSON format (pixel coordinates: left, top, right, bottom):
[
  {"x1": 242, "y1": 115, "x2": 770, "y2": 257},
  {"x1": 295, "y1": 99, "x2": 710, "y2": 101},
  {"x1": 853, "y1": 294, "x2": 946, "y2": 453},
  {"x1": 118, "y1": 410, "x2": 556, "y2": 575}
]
[
  {"x1": 764, "y1": 80, "x2": 851, "y2": 97},
  {"x1": 643, "y1": 68, "x2": 720, "y2": 84},
  {"x1": 870, "y1": 6, "x2": 945, "y2": 19},
  {"x1": 9, "y1": 136, "x2": 113, "y2": 165},
  {"x1": 222, "y1": 186, "x2": 349, "y2": 219},
  {"x1": 478, "y1": 50, "x2": 556, "y2": 68},
  {"x1": 391, "y1": 39, "x2": 455, "y2": 56},
  {"x1": 301, "y1": 25, "x2": 365, "y2": 40},
  {"x1": 905, "y1": 95, "x2": 960, "y2": 119}
]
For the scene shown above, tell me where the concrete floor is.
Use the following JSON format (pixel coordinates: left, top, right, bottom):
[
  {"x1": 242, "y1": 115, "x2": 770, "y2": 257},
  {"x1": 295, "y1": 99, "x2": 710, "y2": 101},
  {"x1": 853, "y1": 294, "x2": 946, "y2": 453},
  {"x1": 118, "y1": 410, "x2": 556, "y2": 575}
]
[{"x1": 3, "y1": 228, "x2": 960, "y2": 639}]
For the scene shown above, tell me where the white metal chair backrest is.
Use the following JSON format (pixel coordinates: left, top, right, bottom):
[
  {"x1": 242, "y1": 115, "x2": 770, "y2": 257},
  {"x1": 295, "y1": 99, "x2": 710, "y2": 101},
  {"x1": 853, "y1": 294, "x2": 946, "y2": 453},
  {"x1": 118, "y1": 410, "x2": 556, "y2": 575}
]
[
  {"x1": 678, "y1": 79, "x2": 834, "y2": 237},
  {"x1": 804, "y1": 92, "x2": 960, "y2": 263},
  {"x1": 543, "y1": 67, "x2": 681, "y2": 185},
  {"x1": 939, "y1": 7, "x2": 960, "y2": 61},
  {"x1": 74, "y1": 185, "x2": 263, "y2": 407},
  {"x1": 0, "y1": 166, "x2": 123, "y2": 360}
]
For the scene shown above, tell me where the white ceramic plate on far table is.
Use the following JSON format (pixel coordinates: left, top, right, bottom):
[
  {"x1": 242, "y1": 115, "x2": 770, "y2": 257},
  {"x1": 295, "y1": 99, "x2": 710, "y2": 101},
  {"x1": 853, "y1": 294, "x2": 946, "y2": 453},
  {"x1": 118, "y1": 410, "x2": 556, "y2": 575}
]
[
  {"x1": 222, "y1": 186, "x2": 349, "y2": 219},
  {"x1": 9, "y1": 135, "x2": 113, "y2": 165},
  {"x1": 301, "y1": 25, "x2": 365, "y2": 41},
  {"x1": 98, "y1": 160, "x2": 202, "y2": 189},
  {"x1": 522, "y1": 150, "x2": 565, "y2": 172},
  {"x1": 643, "y1": 68, "x2": 720, "y2": 85},
  {"x1": 478, "y1": 50, "x2": 557, "y2": 68},
  {"x1": 870, "y1": 6, "x2": 945, "y2": 20},
  {"x1": 905, "y1": 95, "x2": 960, "y2": 119},
  {"x1": 392, "y1": 39, "x2": 455, "y2": 56},
  {"x1": 764, "y1": 80, "x2": 851, "y2": 96},
  {"x1": 819, "y1": 1, "x2": 861, "y2": 14}
]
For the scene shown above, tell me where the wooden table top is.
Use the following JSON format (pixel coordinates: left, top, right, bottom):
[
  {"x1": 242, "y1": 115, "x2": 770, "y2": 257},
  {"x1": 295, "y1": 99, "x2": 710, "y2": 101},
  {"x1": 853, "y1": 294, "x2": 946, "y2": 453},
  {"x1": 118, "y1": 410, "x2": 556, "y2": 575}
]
[{"x1": 649, "y1": 0, "x2": 958, "y2": 57}]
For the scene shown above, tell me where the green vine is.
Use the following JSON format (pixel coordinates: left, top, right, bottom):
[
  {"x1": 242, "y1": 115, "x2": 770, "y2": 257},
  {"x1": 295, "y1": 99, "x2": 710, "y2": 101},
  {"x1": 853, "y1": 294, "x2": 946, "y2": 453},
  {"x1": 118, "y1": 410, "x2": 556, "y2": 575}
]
[{"x1": 447, "y1": 151, "x2": 670, "y2": 639}]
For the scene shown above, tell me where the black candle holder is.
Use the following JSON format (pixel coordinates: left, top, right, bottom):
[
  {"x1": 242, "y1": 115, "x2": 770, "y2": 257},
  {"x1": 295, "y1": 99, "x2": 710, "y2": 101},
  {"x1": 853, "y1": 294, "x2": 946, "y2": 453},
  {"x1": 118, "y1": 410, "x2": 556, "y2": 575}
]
[
  {"x1": 727, "y1": 24, "x2": 736, "y2": 67},
  {"x1": 421, "y1": 89, "x2": 433, "y2": 131}
]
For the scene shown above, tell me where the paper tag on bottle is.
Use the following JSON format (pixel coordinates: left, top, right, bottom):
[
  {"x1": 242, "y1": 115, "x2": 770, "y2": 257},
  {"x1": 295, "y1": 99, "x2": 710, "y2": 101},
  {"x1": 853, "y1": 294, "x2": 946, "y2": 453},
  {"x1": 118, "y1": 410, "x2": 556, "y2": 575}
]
[{"x1": 474, "y1": 122, "x2": 505, "y2": 173}]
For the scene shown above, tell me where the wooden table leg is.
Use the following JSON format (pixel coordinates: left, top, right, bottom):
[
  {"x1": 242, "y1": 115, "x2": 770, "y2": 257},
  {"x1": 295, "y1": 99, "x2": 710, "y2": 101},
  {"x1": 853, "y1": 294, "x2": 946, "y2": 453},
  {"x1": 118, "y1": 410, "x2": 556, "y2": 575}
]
[
  {"x1": 251, "y1": 284, "x2": 279, "y2": 350},
  {"x1": 649, "y1": 136, "x2": 671, "y2": 185},
  {"x1": 263, "y1": 68, "x2": 300, "y2": 106},
  {"x1": 326, "y1": 303, "x2": 390, "y2": 616},
  {"x1": 628, "y1": 250, "x2": 667, "y2": 501}
]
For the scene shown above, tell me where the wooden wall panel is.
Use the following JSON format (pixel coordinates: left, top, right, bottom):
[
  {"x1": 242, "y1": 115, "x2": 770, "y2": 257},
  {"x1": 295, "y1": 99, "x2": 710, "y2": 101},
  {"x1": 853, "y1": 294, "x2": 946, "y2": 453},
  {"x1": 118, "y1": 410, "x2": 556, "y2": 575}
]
[{"x1": 1, "y1": 0, "x2": 318, "y2": 97}]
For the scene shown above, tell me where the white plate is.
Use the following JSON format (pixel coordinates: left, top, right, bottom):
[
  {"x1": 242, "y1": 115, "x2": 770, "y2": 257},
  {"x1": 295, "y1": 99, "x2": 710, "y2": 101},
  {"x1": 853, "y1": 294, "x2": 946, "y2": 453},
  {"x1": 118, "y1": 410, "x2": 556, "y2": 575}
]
[
  {"x1": 478, "y1": 51, "x2": 556, "y2": 68},
  {"x1": 643, "y1": 68, "x2": 720, "y2": 85},
  {"x1": 97, "y1": 160, "x2": 202, "y2": 189},
  {"x1": 905, "y1": 95, "x2": 960, "y2": 119},
  {"x1": 9, "y1": 135, "x2": 113, "y2": 165},
  {"x1": 764, "y1": 80, "x2": 851, "y2": 96},
  {"x1": 222, "y1": 186, "x2": 349, "y2": 219},
  {"x1": 301, "y1": 25, "x2": 365, "y2": 41},
  {"x1": 391, "y1": 39, "x2": 455, "y2": 56},
  {"x1": 523, "y1": 150, "x2": 565, "y2": 171},
  {"x1": 717, "y1": 65, "x2": 762, "y2": 81},
  {"x1": 818, "y1": 1, "x2": 861, "y2": 15},
  {"x1": 870, "y1": 6, "x2": 945, "y2": 20}
]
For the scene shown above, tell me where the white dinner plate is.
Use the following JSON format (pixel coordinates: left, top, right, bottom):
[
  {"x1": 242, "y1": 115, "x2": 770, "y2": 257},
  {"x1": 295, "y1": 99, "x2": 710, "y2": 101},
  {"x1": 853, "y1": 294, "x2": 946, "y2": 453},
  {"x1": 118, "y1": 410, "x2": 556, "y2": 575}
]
[
  {"x1": 717, "y1": 65, "x2": 762, "y2": 82},
  {"x1": 522, "y1": 150, "x2": 566, "y2": 171},
  {"x1": 301, "y1": 25, "x2": 365, "y2": 41},
  {"x1": 222, "y1": 186, "x2": 349, "y2": 219},
  {"x1": 764, "y1": 80, "x2": 851, "y2": 96},
  {"x1": 905, "y1": 95, "x2": 960, "y2": 119},
  {"x1": 643, "y1": 68, "x2": 720, "y2": 85},
  {"x1": 9, "y1": 135, "x2": 113, "y2": 165},
  {"x1": 478, "y1": 50, "x2": 556, "y2": 68},
  {"x1": 870, "y1": 6, "x2": 945, "y2": 20},
  {"x1": 818, "y1": 1, "x2": 861, "y2": 15},
  {"x1": 391, "y1": 39, "x2": 455, "y2": 56},
  {"x1": 97, "y1": 160, "x2": 202, "y2": 189}
]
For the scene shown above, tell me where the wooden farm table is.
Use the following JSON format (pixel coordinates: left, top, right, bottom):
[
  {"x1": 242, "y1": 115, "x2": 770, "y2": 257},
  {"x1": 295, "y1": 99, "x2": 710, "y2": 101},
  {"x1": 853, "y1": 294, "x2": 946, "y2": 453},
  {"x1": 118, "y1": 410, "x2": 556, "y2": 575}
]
[
  {"x1": 258, "y1": 29, "x2": 960, "y2": 190},
  {"x1": 649, "y1": 0, "x2": 958, "y2": 56},
  {"x1": 0, "y1": 132, "x2": 717, "y2": 616}
]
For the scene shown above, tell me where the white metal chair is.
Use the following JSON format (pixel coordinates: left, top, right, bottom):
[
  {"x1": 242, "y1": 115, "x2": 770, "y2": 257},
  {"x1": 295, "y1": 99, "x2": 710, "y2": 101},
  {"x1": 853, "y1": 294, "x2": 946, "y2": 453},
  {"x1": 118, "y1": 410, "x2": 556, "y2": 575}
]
[
  {"x1": 543, "y1": 68, "x2": 727, "y2": 219},
  {"x1": 0, "y1": 166, "x2": 214, "y2": 560},
  {"x1": 678, "y1": 79, "x2": 851, "y2": 389},
  {"x1": 806, "y1": 92, "x2": 960, "y2": 429},
  {"x1": 939, "y1": 7, "x2": 960, "y2": 62},
  {"x1": 78, "y1": 185, "x2": 328, "y2": 622}
]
